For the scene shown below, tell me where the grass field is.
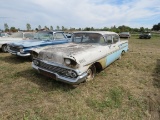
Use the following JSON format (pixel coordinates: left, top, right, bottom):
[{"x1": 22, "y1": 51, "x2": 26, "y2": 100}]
[{"x1": 0, "y1": 36, "x2": 160, "y2": 120}]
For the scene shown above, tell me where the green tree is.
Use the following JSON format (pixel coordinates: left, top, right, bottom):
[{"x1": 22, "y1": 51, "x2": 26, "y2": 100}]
[
  {"x1": 118, "y1": 25, "x2": 131, "y2": 32},
  {"x1": 90, "y1": 27, "x2": 94, "y2": 31},
  {"x1": 62, "y1": 26, "x2": 64, "y2": 31},
  {"x1": 26, "y1": 23, "x2": 31, "y2": 31},
  {"x1": 84, "y1": 27, "x2": 91, "y2": 31},
  {"x1": 78, "y1": 28, "x2": 82, "y2": 31},
  {"x1": 4, "y1": 23, "x2": 9, "y2": 32},
  {"x1": 10, "y1": 27, "x2": 17, "y2": 32},
  {"x1": 38, "y1": 25, "x2": 41, "y2": 30},
  {"x1": 50, "y1": 26, "x2": 53, "y2": 30},
  {"x1": 140, "y1": 27, "x2": 145, "y2": 32},
  {"x1": 56, "y1": 26, "x2": 60, "y2": 30},
  {"x1": 44, "y1": 26, "x2": 49, "y2": 30},
  {"x1": 35, "y1": 28, "x2": 38, "y2": 31},
  {"x1": 152, "y1": 23, "x2": 160, "y2": 31},
  {"x1": 102, "y1": 27, "x2": 109, "y2": 31}
]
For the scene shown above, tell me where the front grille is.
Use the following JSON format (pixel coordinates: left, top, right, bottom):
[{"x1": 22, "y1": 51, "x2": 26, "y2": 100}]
[
  {"x1": 39, "y1": 61, "x2": 75, "y2": 78},
  {"x1": 9, "y1": 46, "x2": 20, "y2": 52}
]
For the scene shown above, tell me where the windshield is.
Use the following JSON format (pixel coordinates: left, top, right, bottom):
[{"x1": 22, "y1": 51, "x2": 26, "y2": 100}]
[
  {"x1": 121, "y1": 32, "x2": 129, "y2": 34},
  {"x1": 72, "y1": 33, "x2": 105, "y2": 44},
  {"x1": 24, "y1": 33, "x2": 34, "y2": 38},
  {"x1": 10, "y1": 32, "x2": 23, "y2": 38},
  {"x1": 34, "y1": 32, "x2": 53, "y2": 40}
]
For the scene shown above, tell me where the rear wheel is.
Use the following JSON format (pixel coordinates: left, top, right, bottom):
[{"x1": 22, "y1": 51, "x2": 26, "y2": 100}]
[
  {"x1": 2, "y1": 45, "x2": 8, "y2": 52},
  {"x1": 86, "y1": 65, "x2": 96, "y2": 82}
]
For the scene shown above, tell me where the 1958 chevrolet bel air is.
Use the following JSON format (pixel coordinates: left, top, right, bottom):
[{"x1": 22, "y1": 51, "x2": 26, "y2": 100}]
[
  {"x1": 32, "y1": 31, "x2": 128, "y2": 85},
  {"x1": 7, "y1": 31, "x2": 69, "y2": 58}
]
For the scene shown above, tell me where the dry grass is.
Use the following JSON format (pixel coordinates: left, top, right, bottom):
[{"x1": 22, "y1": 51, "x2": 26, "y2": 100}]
[{"x1": 0, "y1": 36, "x2": 160, "y2": 120}]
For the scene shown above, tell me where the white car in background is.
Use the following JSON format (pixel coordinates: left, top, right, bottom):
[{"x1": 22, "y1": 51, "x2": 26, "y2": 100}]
[
  {"x1": 119, "y1": 32, "x2": 131, "y2": 38},
  {"x1": 0, "y1": 32, "x2": 34, "y2": 52},
  {"x1": 0, "y1": 33, "x2": 10, "y2": 37}
]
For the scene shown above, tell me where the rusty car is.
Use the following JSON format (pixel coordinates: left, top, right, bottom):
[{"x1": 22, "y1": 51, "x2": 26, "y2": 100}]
[{"x1": 32, "y1": 31, "x2": 129, "y2": 85}]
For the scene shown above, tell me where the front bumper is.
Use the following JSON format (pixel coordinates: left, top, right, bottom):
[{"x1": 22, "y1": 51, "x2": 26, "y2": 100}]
[
  {"x1": 32, "y1": 63, "x2": 88, "y2": 85},
  {"x1": 8, "y1": 50, "x2": 30, "y2": 57}
]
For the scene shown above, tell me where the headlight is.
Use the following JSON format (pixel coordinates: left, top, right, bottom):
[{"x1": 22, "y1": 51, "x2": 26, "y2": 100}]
[
  {"x1": 20, "y1": 49, "x2": 24, "y2": 53},
  {"x1": 64, "y1": 58, "x2": 77, "y2": 66},
  {"x1": 64, "y1": 58, "x2": 71, "y2": 65},
  {"x1": 33, "y1": 60, "x2": 39, "y2": 66}
]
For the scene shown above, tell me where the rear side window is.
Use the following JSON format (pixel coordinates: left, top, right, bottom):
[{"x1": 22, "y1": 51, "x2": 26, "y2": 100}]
[
  {"x1": 105, "y1": 36, "x2": 112, "y2": 44},
  {"x1": 113, "y1": 35, "x2": 119, "y2": 43},
  {"x1": 54, "y1": 33, "x2": 65, "y2": 40}
]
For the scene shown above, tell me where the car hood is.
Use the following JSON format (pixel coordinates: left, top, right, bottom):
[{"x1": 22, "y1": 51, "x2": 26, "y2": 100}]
[
  {"x1": 38, "y1": 43, "x2": 108, "y2": 66},
  {"x1": 0, "y1": 38, "x2": 23, "y2": 44},
  {"x1": 9, "y1": 39, "x2": 68, "y2": 48}
]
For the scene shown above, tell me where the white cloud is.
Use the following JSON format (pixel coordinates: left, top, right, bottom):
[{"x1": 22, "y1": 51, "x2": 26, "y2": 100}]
[{"x1": 0, "y1": 0, "x2": 159, "y2": 29}]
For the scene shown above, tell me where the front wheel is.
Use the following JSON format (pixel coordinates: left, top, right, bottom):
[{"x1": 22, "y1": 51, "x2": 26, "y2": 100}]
[
  {"x1": 2, "y1": 45, "x2": 8, "y2": 52},
  {"x1": 86, "y1": 65, "x2": 96, "y2": 82}
]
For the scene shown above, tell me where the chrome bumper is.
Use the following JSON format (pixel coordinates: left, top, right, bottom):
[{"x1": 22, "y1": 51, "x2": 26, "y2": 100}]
[
  {"x1": 32, "y1": 63, "x2": 88, "y2": 85},
  {"x1": 8, "y1": 50, "x2": 30, "y2": 57}
]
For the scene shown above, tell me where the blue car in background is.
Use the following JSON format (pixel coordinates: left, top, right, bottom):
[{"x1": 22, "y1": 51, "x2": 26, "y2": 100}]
[{"x1": 7, "y1": 31, "x2": 69, "y2": 58}]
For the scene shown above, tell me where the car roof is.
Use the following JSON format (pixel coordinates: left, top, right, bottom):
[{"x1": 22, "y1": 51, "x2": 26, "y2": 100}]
[
  {"x1": 37, "y1": 31, "x2": 64, "y2": 34},
  {"x1": 120, "y1": 32, "x2": 129, "y2": 33},
  {"x1": 73, "y1": 31, "x2": 118, "y2": 36}
]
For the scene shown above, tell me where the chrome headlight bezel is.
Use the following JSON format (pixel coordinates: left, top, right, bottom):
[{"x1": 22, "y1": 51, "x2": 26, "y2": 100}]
[
  {"x1": 64, "y1": 58, "x2": 77, "y2": 66},
  {"x1": 20, "y1": 48, "x2": 24, "y2": 53},
  {"x1": 33, "y1": 60, "x2": 39, "y2": 66},
  {"x1": 64, "y1": 58, "x2": 71, "y2": 65}
]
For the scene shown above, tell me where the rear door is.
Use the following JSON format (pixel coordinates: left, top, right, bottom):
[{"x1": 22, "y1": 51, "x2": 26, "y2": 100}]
[{"x1": 106, "y1": 35, "x2": 120, "y2": 66}]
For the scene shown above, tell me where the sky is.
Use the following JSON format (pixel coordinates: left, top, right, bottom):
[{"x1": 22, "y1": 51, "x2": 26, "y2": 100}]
[{"x1": 0, "y1": 0, "x2": 160, "y2": 30}]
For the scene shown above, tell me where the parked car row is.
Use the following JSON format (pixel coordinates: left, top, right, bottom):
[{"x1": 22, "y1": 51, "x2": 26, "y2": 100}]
[
  {"x1": 1, "y1": 31, "x2": 129, "y2": 85},
  {"x1": 119, "y1": 32, "x2": 152, "y2": 39}
]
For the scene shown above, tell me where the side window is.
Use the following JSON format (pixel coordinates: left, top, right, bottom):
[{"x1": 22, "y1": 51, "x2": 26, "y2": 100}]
[
  {"x1": 99, "y1": 36, "x2": 105, "y2": 44},
  {"x1": 113, "y1": 35, "x2": 119, "y2": 43},
  {"x1": 54, "y1": 33, "x2": 65, "y2": 40},
  {"x1": 105, "y1": 36, "x2": 112, "y2": 44}
]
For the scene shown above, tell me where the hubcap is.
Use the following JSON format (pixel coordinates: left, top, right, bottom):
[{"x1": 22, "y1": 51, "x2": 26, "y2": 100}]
[{"x1": 2, "y1": 46, "x2": 7, "y2": 52}]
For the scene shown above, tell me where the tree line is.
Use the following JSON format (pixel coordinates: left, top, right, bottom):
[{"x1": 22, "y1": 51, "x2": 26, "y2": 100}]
[{"x1": 2, "y1": 22, "x2": 160, "y2": 33}]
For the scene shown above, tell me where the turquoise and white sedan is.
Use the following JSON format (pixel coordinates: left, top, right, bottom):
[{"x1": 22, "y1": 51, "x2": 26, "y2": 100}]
[{"x1": 32, "y1": 31, "x2": 128, "y2": 85}]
